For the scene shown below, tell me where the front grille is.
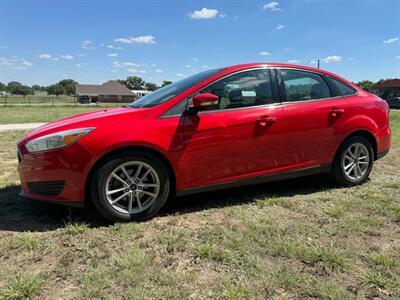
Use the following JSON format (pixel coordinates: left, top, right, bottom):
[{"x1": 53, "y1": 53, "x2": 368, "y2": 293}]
[{"x1": 27, "y1": 181, "x2": 65, "y2": 196}]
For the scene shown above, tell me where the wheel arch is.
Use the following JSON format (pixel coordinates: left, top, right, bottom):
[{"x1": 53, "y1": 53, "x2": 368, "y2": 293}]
[
  {"x1": 335, "y1": 130, "x2": 378, "y2": 161},
  {"x1": 84, "y1": 145, "x2": 177, "y2": 205}
]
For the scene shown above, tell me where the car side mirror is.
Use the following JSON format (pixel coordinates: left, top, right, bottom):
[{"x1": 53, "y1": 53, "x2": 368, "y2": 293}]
[{"x1": 192, "y1": 93, "x2": 219, "y2": 111}]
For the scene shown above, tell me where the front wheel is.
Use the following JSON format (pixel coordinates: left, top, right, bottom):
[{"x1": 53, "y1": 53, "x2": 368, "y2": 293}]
[
  {"x1": 91, "y1": 151, "x2": 170, "y2": 222},
  {"x1": 331, "y1": 136, "x2": 374, "y2": 186}
]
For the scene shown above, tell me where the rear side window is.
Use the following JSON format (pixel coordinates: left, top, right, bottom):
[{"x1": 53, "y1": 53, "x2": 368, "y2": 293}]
[
  {"x1": 280, "y1": 70, "x2": 331, "y2": 102},
  {"x1": 330, "y1": 77, "x2": 357, "y2": 96}
]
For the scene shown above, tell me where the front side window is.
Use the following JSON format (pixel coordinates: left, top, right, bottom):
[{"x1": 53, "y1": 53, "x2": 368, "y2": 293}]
[
  {"x1": 199, "y1": 69, "x2": 277, "y2": 110},
  {"x1": 330, "y1": 77, "x2": 357, "y2": 96},
  {"x1": 281, "y1": 70, "x2": 331, "y2": 102}
]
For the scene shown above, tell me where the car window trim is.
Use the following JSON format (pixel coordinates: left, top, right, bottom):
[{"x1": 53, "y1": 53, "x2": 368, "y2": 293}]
[{"x1": 161, "y1": 66, "x2": 281, "y2": 118}]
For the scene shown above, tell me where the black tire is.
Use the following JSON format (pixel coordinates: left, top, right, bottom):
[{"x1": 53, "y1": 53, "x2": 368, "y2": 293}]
[
  {"x1": 331, "y1": 136, "x2": 374, "y2": 186},
  {"x1": 90, "y1": 151, "x2": 170, "y2": 222}
]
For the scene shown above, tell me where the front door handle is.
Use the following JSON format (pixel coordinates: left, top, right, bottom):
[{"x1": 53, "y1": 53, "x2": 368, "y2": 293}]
[
  {"x1": 330, "y1": 107, "x2": 344, "y2": 117},
  {"x1": 257, "y1": 115, "x2": 277, "y2": 126}
]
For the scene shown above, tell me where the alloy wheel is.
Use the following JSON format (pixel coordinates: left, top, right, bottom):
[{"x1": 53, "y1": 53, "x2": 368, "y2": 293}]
[
  {"x1": 105, "y1": 161, "x2": 160, "y2": 214},
  {"x1": 341, "y1": 142, "x2": 370, "y2": 180}
]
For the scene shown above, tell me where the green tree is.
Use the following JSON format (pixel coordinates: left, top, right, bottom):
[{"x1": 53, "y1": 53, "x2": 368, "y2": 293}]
[
  {"x1": 161, "y1": 80, "x2": 172, "y2": 87},
  {"x1": 6, "y1": 81, "x2": 23, "y2": 94},
  {"x1": 6, "y1": 81, "x2": 33, "y2": 97},
  {"x1": 117, "y1": 79, "x2": 126, "y2": 86},
  {"x1": 58, "y1": 79, "x2": 78, "y2": 95},
  {"x1": 356, "y1": 80, "x2": 374, "y2": 92},
  {"x1": 0, "y1": 81, "x2": 6, "y2": 91},
  {"x1": 123, "y1": 76, "x2": 146, "y2": 90},
  {"x1": 47, "y1": 84, "x2": 66, "y2": 98},
  {"x1": 145, "y1": 82, "x2": 158, "y2": 91}
]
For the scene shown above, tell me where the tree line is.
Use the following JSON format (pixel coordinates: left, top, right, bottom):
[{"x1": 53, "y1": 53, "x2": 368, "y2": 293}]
[
  {"x1": 0, "y1": 76, "x2": 172, "y2": 97},
  {"x1": 0, "y1": 77, "x2": 393, "y2": 98}
]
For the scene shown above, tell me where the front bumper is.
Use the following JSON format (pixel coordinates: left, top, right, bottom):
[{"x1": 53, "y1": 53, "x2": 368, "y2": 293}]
[
  {"x1": 17, "y1": 142, "x2": 94, "y2": 205},
  {"x1": 18, "y1": 190, "x2": 84, "y2": 207}
]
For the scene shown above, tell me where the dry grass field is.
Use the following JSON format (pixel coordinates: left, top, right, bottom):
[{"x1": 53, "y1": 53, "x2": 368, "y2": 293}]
[{"x1": 0, "y1": 111, "x2": 399, "y2": 299}]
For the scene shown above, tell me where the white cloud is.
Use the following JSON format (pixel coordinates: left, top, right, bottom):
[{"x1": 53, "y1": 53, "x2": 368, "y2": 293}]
[
  {"x1": 202, "y1": 65, "x2": 209, "y2": 69},
  {"x1": 192, "y1": 57, "x2": 198, "y2": 61},
  {"x1": 112, "y1": 61, "x2": 139, "y2": 68},
  {"x1": 115, "y1": 35, "x2": 156, "y2": 44},
  {"x1": 0, "y1": 57, "x2": 32, "y2": 69},
  {"x1": 263, "y1": 1, "x2": 281, "y2": 11},
  {"x1": 155, "y1": 69, "x2": 163, "y2": 73},
  {"x1": 81, "y1": 40, "x2": 95, "y2": 49},
  {"x1": 139, "y1": 70, "x2": 147, "y2": 73},
  {"x1": 107, "y1": 53, "x2": 118, "y2": 57},
  {"x1": 107, "y1": 45, "x2": 123, "y2": 50},
  {"x1": 189, "y1": 8, "x2": 219, "y2": 19},
  {"x1": 122, "y1": 62, "x2": 138, "y2": 67},
  {"x1": 287, "y1": 59, "x2": 301, "y2": 63},
  {"x1": 396, "y1": 56, "x2": 400, "y2": 59},
  {"x1": 128, "y1": 68, "x2": 138, "y2": 73},
  {"x1": 111, "y1": 69, "x2": 117, "y2": 73},
  {"x1": 59, "y1": 54, "x2": 74, "y2": 60},
  {"x1": 275, "y1": 24, "x2": 285, "y2": 30},
  {"x1": 258, "y1": 51, "x2": 271, "y2": 56},
  {"x1": 0, "y1": 58, "x2": 15, "y2": 66},
  {"x1": 51, "y1": 57, "x2": 59, "y2": 61},
  {"x1": 185, "y1": 64, "x2": 192, "y2": 68},
  {"x1": 176, "y1": 73, "x2": 185, "y2": 77},
  {"x1": 220, "y1": 14, "x2": 227, "y2": 18},
  {"x1": 383, "y1": 37, "x2": 399, "y2": 44},
  {"x1": 38, "y1": 53, "x2": 52, "y2": 59},
  {"x1": 22, "y1": 60, "x2": 32, "y2": 67},
  {"x1": 321, "y1": 55, "x2": 342, "y2": 63}
]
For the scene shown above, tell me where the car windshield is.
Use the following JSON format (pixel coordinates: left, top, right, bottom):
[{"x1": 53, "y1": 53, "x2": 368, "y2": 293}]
[{"x1": 129, "y1": 68, "x2": 223, "y2": 108}]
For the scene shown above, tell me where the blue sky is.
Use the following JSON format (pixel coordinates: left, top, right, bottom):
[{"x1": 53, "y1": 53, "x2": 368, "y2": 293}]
[{"x1": 0, "y1": 0, "x2": 399, "y2": 86}]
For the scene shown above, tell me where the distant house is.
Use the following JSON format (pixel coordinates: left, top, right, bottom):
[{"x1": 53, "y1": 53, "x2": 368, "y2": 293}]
[
  {"x1": 75, "y1": 81, "x2": 135, "y2": 103},
  {"x1": 373, "y1": 79, "x2": 400, "y2": 99},
  {"x1": 131, "y1": 90, "x2": 151, "y2": 98}
]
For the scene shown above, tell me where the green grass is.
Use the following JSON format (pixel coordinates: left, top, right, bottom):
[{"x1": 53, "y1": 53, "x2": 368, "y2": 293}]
[
  {"x1": 1, "y1": 273, "x2": 44, "y2": 300},
  {"x1": 0, "y1": 111, "x2": 398, "y2": 299},
  {"x1": 0, "y1": 105, "x2": 118, "y2": 124}
]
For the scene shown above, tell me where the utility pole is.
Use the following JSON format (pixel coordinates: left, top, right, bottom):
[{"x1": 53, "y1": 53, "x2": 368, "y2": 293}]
[{"x1": 317, "y1": 59, "x2": 320, "y2": 69}]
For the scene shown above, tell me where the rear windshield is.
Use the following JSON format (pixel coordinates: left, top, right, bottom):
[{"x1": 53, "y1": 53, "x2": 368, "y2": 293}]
[{"x1": 129, "y1": 69, "x2": 223, "y2": 108}]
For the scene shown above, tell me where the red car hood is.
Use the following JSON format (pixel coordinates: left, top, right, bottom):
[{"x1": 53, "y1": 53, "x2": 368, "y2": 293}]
[{"x1": 21, "y1": 107, "x2": 148, "y2": 141}]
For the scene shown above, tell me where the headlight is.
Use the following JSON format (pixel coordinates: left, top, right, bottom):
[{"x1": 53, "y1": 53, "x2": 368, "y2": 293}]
[{"x1": 25, "y1": 128, "x2": 95, "y2": 153}]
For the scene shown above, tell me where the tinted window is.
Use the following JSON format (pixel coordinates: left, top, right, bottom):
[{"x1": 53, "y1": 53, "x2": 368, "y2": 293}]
[
  {"x1": 199, "y1": 69, "x2": 277, "y2": 110},
  {"x1": 281, "y1": 70, "x2": 331, "y2": 102},
  {"x1": 330, "y1": 77, "x2": 357, "y2": 96},
  {"x1": 129, "y1": 69, "x2": 222, "y2": 108}
]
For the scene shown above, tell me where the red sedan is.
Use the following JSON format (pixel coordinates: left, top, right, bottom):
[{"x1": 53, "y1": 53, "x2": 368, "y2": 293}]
[{"x1": 17, "y1": 63, "x2": 391, "y2": 221}]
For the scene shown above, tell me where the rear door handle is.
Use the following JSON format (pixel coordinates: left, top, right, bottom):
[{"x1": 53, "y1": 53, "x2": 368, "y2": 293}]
[
  {"x1": 330, "y1": 107, "x2": 344, "y2": 117},
  {"x1": 257, "y1": 115, "x2": 277, "y2": 126}
]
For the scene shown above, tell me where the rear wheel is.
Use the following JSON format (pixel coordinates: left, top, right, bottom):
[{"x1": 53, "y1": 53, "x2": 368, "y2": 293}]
[
  {"x1": 331, "y1": 136, "x2": 373, "y2": 186},
  {"x1": 91, "y1": 151, "x2": 170, "y2": 221}
]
